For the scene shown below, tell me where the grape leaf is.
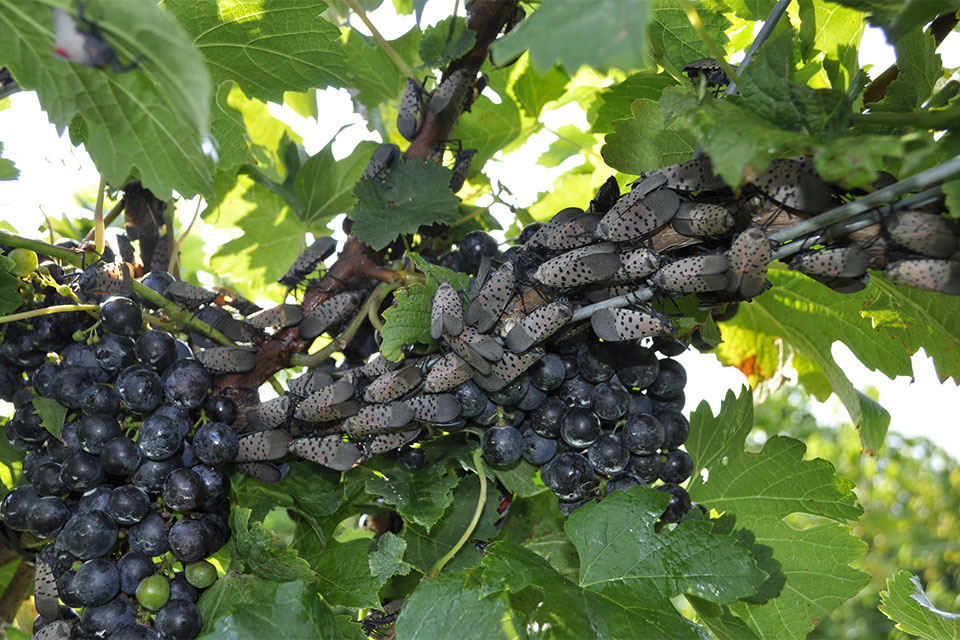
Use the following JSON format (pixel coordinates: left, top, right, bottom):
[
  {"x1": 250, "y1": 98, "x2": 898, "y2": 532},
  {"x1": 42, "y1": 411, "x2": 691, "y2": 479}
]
[
  {"x1": 689, "y1": 391, "x2": 867, "y2": 640},
  {"x1": 310, "y1": 539, "x2": 380, "y2": 609},
  {"x1": 814, "y1": 135, "x2": 904, "y2": 189},
  {"x1": 687, "y1": 595, "x2": 760, "y2": 640},
  {"x1": 365, "y1": 459, "x2": 459, "y2": 531},
  {"x1": 232, "y1": 461, "x2": 345, "y2": 525},
  {"x1": 395, "y1": 574, "x2": 519, "y2": 640},
  {"x1": 401, "y1": 474, "x2": 499, "y2": 575},
  {"x1": 0, "y1": 254, "x2": 21, "y2": 315},
  {"x1": 295, "y1": 140, "x2": 379, "y2": 226},
  {"x1": 283, "y1": 90, "x2": 318, "y2": 119},
  {"x1": 349, "y1": 160, "x2": 460, "y2": 250},
  {"x1": 879, "y1": 571, "x2": 960, "y2": 639},
  {"x1": 685, "y1": 387, "x2": 754, "y2": 496},
  {"x1": 419, "y1": 17, "x2": 476, "y2": 69},
  {"x1": 803, "y1": 1, "x2": 866, "y2": 91},
  {"x1": 341, "y1": 28, "x2": 420, "y2": 109},
  {"x1": 197, "y1": 575, "x2": 336, "y2": 639},
  {"x1": 857, "y1": 389, "x2": 890, "y2": 455},
  {"x1": 648, "y1": 0, "x2": 731, "y2": 75},
  {"x1": 228, "y1": 507, "x2": 318, "y2": 583},
  {"x1": 369, "y1": 532, "x2": 414, "y2": 587},
  {"x1": 0, "y1": 142, "x2": 17, "y2": 180},
  {"x1": 601, "y1": 98, "x2": 697, "y2": 176},
  {"x1": 32, "y1": 397, "x2": 67, "y2": 441},
  {"x1": 511, "y1": 59, "x2": 570, "y2": 119},
  {"x1": 450, "y1": 82, "x2": 524, "y2": 178},
  {"x1": 594, "y1": 71, "x2": 676, "y2": 133},
  {"x1": 0, "y1": 0, "x2": 214, "y2": 199},
  {"x1": 494, "y1": 490, "x2": 580, "y2": 579},
  {"x1": 491, "y1": 0, "x2": 649, "y2": 73},
  {"x1": 539, "y1": 125, "x2": 600, "y2": 168},
  {"x1": 873, "y1": 29, "x2": 941, "y2": 114}
]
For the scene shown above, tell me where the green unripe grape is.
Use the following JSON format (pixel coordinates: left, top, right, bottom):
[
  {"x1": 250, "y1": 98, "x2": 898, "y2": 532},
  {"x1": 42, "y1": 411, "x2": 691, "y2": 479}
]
[
  {"x1": 185, "y1": 560, "x2": 218, "y2": 589},
  {"x1": 8, "y1": 248, "x2": 38, "y2": 277},
  {"x1": 136, "y1": 574, "x2": 170, "y2": 611}
]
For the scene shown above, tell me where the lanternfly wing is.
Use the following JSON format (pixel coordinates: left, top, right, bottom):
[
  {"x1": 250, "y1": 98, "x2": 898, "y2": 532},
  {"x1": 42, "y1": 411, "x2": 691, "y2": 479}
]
[
  {"x1": 885, "y1": 259, "x2": 960, "y2": 295},
  {"x1": 505, "y1": 302, "x2": 573, "y2": 353},
  {"x1": 246, "y1": 396, "x2": 293, "y2": 430},
  {"x1": 535, "y1": 244, "x2": 621, "y2": 288},
  {"x1": 726, "y1": 228, "x2": 771, "y2": 299},
  {"x1": 610, "y1": 248, "x2": 660, "y2": 282},
  {"x1": 423, "y1": 352, "x2": 473, "y2": 392},
  {"x1": 196, "y1": 347, "x2": 258, "y2": 374},
  {"x1": 672, "y1": 202, "x2": 736, "y2": 237},
  {"x1": 235, "y1": 429, "x2": 292, "y2": 462},
  {"x1": 235, "y1": 461, "x2": 289, "y2": 484},
  {"x1": 289, "y1": 436, "x2": 362, "y2": 471},
  {"x1": 432, "y1": 281, "x2": 464, "y2": 339},
  {"x1": 363, "y1": 429, "x2": 421, "y2": 459},
  {"x1": 473, "y1": 348, "x2": 544, "y2": 392},
  {"x1": 752, "y1": 157, "x2": 833, "y2": 213},
  {"x1": 596, "y1": 188, "x2": 681, "y2": 241},
  {"x1": 591, "y1": 308, "x2": 674, "y2": 342},
  {"x1": 885, "y1": 210, "x2": 959, "y2": 258},
  {"x1": 650, "y1": 254, "x2": 730, "y2": 293},
  {"x1": 789, "y1": 247, "x2": 869, "y2": 278},
  {"x1": 295, "y1": 381, "x2": 356, "y2": 421},
  {"x1": 34, "y1": 556, "x2": 59, "y2": 619},
  {"x1": 342, "y1": 402, "x2": 415, "y2": 435},
  {"x1": 464, "y1": 262, "x2": 516, "y2": 333},
  {"x1": 246, "y1": 304, "x2": 304, "y2": 329},
  {"x1": 641, "y1": 157, "x2": 726, "y2": 192},
  {"x1": 363, "y1": 366, "x2": 423, "y2": 403},
  {"x1": 300, "y1": 292, "x2": 360, "y2": 340},
  {"x1": 403, "y1": 394, "x2": 461, "y2": 423}
]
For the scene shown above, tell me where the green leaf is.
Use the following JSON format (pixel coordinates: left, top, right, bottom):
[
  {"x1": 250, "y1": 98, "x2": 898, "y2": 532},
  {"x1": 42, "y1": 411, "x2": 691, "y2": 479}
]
[
  {"x1": 814, "y1": 135, "x2": 903, "y2": 189},
  {"x1": 419, "y1": 17, "x2": 476, "y2": 68},
  {"x1": 341, "y1": 28, "x2": 420, "y2": 109},
  {"x1": 492, "y1": 0, "x2": 649, "y2": 73},
  {"x1": 197, "y1": 575, "x2": 336, "y2": 639},
  {"x1": 32, "y1": 396, "x2": 67, "y2": 441},
  {"x1": 349, "y1": 160, "x2": 460, "y2": 250},
  {"x1": 395, "y1": 574, "x2": 519, "y2": 640},
  {"x1": 369, "y1": 532, "x2": 413, "y2": 588},
  {"x1": 857, "y1": 389, "x2": 890, "y2": 455},
  {"x1": 0, "y1": 142, "x2": 17, "y2": 180},
  {"x1": 365, "y1": 459, "x2": 458, "y2": 531},
  {"x1": 283, "y1": 90, "x2": 318, "y2": 119},
  {"x1": 495, "y1": 491, "x2": 580, "y2": 579},
  {"x1": 228, "y1": 507, "x2": 318, "y2": 583},
  {"x1": 843, "y1": 0, "x2": 960, "y2": 43},
  {"x1": 685, "y1": 387, "x2": 754, "y2": 496},
  {"x1": 648, "y1": 0, "x2": 731, "y2": 74},
  {"x1": 0, "y1": 0, "x2": 214, "y2": 199},
  {"x1": 601, "y1": 98, "x2": 697, "y2": 176},
  {"x1": 879, "y1": 571, "x2": 960, "y2": 639},
  {"x1": 804, "y1": 1, "x2": 866, "y2": 91},
  {"x1": 511, "y1": 59, "x2": 569, "y2": 118},
  {"x1": 450, "y1": 80, "x2": 524, "y2": 178},
  {"x1": 944, "y1": 178, "x2": 960, "y2": 219},
  {"x1": 311, "y1": 539, "x2": 380, "y2": 609},
  {"x1": 401, "y1": 474, "x2": 499, "y2": 575},
  {"x1": 689, "y1": 392, "x2": 868, "y2": 640},
  {"x1": 0, "y1": 254, "x2": 21, "y2": 314},
  {"x1": 594, "y1": 71, "x2": 676, "y2": 133},
  {"x1": 539, "y1": 125, "x2": 600, "y2": 168},
  {"x1": 232, "y1": 461, "x2": 346, "y2": 527},
  {"x1": 294, "y1": 140, "x2": 379, "y2": 226},
  {"x1": 490, "y1": 458, "x2": 540, "y2": 498},
  {"x1": 873, "y1": 29, "x2": 941, "y2": 114}
]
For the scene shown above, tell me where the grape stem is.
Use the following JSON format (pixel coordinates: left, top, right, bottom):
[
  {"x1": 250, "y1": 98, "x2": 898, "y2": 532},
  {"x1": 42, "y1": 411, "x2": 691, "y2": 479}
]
[
  {"x1": 94, "y1": 176, "x2": 107, "y2": 256},
  {"x1": 426, "y1": 448, "x2": 487, "y2": 580},
  {"x1": 0, "y1": 304, "x2": 99, "y2": 324},
  {"x1": 678, "y1": 0, "x2": 741, "y2": 86}
]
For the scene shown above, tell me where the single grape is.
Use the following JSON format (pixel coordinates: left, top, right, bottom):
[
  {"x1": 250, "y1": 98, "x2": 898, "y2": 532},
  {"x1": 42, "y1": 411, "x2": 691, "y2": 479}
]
[
  {"x1": 100, "y1": 436, "x2": 142, "y2": 476},
  {"x1": 659, "y1": 450, "x2": 694, "y2": 484},
  {"x1": 531, "y1": 397, "x2": 566, "y2": 438},
  {"x1": 168, "y1": 519, "x2": 210, "y2": 563},
  {"x1": 626, "y1": 454, "x2": 662, "y2": 484},
  {"x1": 117, "y1": 551, "x2": 156, "y2": 595},
  {"x1": 540, "y1": 452, "x2": 595, "y2": 501},
  {"x1": 651, "y1": 392, "x2": 685, "y2": 413},
  {"x1": 655, "y1": 407, "x2": 690, "y2": 450},
  {"x1": 558, "y1": 496, "x2": 593, "y2": 517},
  {"x1": 107, "y1": 485, "x2": 151, "y2": 525},
  {"x1": 489, "y1": 376, "x2": 529, "y2": 406},
  {"x1": 184, "y1": 560, "x2": 217, "y2": 589},
  {"x1": 521, "y1": 428, "x2": 557, "y2": 466},
  {"x1": 454, "y1": 381, "x2": 486, "y2": 418},
  {"x1": 58, "y1": 510, "x2": 118, "y2": 559},
  {"x1": 481, "y1": 426, "x2": 523, "y2": 466},
  {"x1": 95, "y1": 334, "x2": 137, "y2": 374},
  {"x1": 80, "y1": 383, "x2": 122, "y2": 416},
  {"x1": 560, "y1": 408, "x2": 601, "y2": 448},
  {"x1": 80, "y1": 595, "x2": 136, "y2": 638},
  {"x1": 78, "y1": 485, "x2": 113, "y2": 513},
  {"x1": 57, "y1": 570, "x2": 82, "y2": 608},
  {"x1": 162, "y1": 468, "x2": 206, "y2": 512},
  {"x1": 617, "y1": 346, "x2": 659, "y2": 389},
  {"x1": 648, "y1": 358, "x2": 687, "y2": 399},
  {"x1": 100, "y1": 296, "x2": 143, "y2": 338},
  {"x1": 712, "y1": 303, "x2": 739, "y2": 322},
  {"x1": 605, "y1": 473, "x2": 643, "y2": 495},
  {"x1": 78, "y1": 414, "x2": 122, "y2": 455},
  {"x1": 128, "y1": 512, "x2": 171, "y2": 557},
  {"x1": 193, "y1": 464, "x2": 229, "y2": 510},
  {"x1": 621, "y1": 414, "x2": 664, "y2": 455},
  {"x1": 516, "y1": 385, "x2": 547, "y2": 411},
  {"x1": 398, "y1": 448, "x2": 426, "y2": 470},
  {"x1": 136, "y1": 331, "x2": 178, "y2": 371},
  {"x1": 204, "y1": 396, "x2": 237, "y2": 424},
  {"x1": 590, "y1": 381, "x2": 629, "y2": 421},
  {"x1": 31, "y1": 462, "x2": 66, "y2": 497},
  {"x1": 438, "y1": 251, "x2": 462, "y2": 272},
  {"x1": 116, "y1": 366, "x2": 164, "y2": 414},
  {"x1": 32, "y1": 362, "x2": 61, "y2": 398},
  {"x1": 132, "y1": 457, "x2": 183, "y2": 494},
  {"x1": 168, "y1": 573, "x2": 199, "y2": 603},
  {"x1": 560, "y1": 354, "x2": 578, "y2": 379},
  {"x1": 558, "y1": 377, "x2": 594, "y2": 410},
  {"x1": 136, "y1": 574, "x2": 171, "y2": 611},
  {"x1": 74, "y1": 558, "x2": 121, "y2": 606},
  {"x1": 26, "y1": 496, "x2": 71, "y2": 538},
  {"x1": 473, "y1": 399, "x2": 500, "y2": 427},
  {"x1": 59, "y1": 450, "x2": 106, "y2": 492},
  {"x1": 458, "y1": 231, "x2": 499, "y2": 274},
  {"x1": 587, "y1": 433, "x2": 629, "y2": 475},
  {"x1": 191, "y1": 422, "x2": 239, "y2": 466},
  {"x1": 652, "y1": 337, "x2": 686, "y2": 357},
  {"x1": 518, "y1": 222, "x2": 542, "y2": 244},
  {"x1": 138, "y1": 413, "x2": 182, "y2": 461},
  {"x1": 529, "y1": 354, "x2": 565, "y2": 391},
  {"x1": 576, "y1": 342, "x2": 615, "y2": 383},
  {"x1": 657, "y1": 483, "x2": 692, "y2": 523},
  {"x1": 8, "y1": 248, "x2": 39, "y2": 276},
  {"x1": 161, "y1": 359, "x2": 211, "y2": 410}
]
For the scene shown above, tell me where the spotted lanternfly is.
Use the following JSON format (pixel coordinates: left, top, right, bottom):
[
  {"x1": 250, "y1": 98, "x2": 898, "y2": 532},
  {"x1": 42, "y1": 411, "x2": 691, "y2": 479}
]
[
  {"x1": 196, "y1": 346, "x2": 258, "y2": 374},
  {"x1": 672, "y1": 202, "x2": 736, "y2": 237},
  {"x1": 398, "y1": 77, "x2": 425, "y2": 141},
  {"x1": 34, "y1": 556, "x2": 59, "y2": 619},
  {"x1": 245, "y1": 396, "x2": 294, "y2": 431},
  {"x1": 641, "y1": 157, "x2": 726, "y2": 192},
  {"x1": 596, "y1": 188, "x2": 682, "y2": 242},
  {"x1": 683, "y1": 58, "x2": 732, "y2": 90},
  {"x1": 278, "y1": 237, "x2": 337, "y2": 288},
  {"x1": 525, "y1": 208, "x2": 602, "y2": 251},
  {"x1": 611, "y1": 248, "x2": 661, "y2": 282},
  {"x1": 535, "y1": 243, "x2": 621, "y2": 288},
  {"x1": 294, "y1": 380, "x2": 356, "y2": 421},
  {"x1": 404, "y1": 394, "x2": 461, "y2": 423},
  {"x1": 505, "y1": 301, "x2": 572, "y2": 353},
  {"x1": 473, "y1": 348, "x2": 544, "y2": 392},
  {"x1": 805, "y1": 272, "x2": 869, "y2": 294},
  {"x1": 597, "y1": 174, "x2": 668, "y2": 233},
  {"x1": 423, "y1": 352, "x2": 473, "y2": 392},
  {"x1": 287, "y1": 369, "x2": 334, "y2": 397},
  {"x1": 363, "y1": 429, "x2": 421, "y2": 459},
  {"x1": 235, "y1": 429, "x2": 292, "y2": 462},
  {"x1": 362, "y1": 143, "x2": 401, "y2": 182},
  {"x1": 884, "y1": 259, "x2": 960, "y2": 295},
  {"x1": 289, "y1": 436, "x2": 362, "y2": 471},
  {"x1": 360, "y1": 353, "x2": 400, "y2": 379},
  {"x1": 885, "y1": 211, "x2": 959, "y2": 258},
  {"x1": 300, "y1": 292, "x2": 360, "y2": 340},
  {"x1": 432, "y1": 281, "x2": 465, "y2": 340},
  {"x1": 52, "y1": 7, "x2": 138, "y2": 73},
  {"x1": 364, "y1": 365, "x2": 423, "y2": 403},
  {"x1": 429, "y1": 68, "x2": 472, "y2": 114},
  {"x1": 465, "y1": 262, "x2": 516, "y2": 333},
  {"x1": 726, "y1": 228, "x2": 771, "y2": 299},
  {"x1": 789, "y1": 247, "x2": 869, "y2": 278},
  {"x1": 458, "y1": 324, "x2": 504, "y2": 361},
  {"x1": 246, "y1": 304, "x2": 304, "y2": 330},
  {"x1": 221, "y1": 318, "x2": 259, "y2": 344},
  {"x1": 235, "y1": 461, "x2": 289, "y2": 484},
  {"x1": 77, "y1": 261, "x2": 134, "y2": 295},
  {"x1": 33, "y1": 619, "x2": 73, "y2": 640},
  {"x1": 591, "y1": 308, "x2": 674, "y2": 342},
  {"x1": 650, "y1": 254, "x2": 731, "y2": 293},
  {"x1": 164, "y1": 281, "x2": 217, "y2": 307},
  {"x1": 450, "y1": 148, "x2": 477, "y2": 193},
  {"x1": 342, "y1": 401, "x2": 415, "y2": 435},
  {"x1": 587, "y1": 176, "x2": 623, "y2": 215},
  {"x1": 753, "y1": 157, "x2": 833, "y2": 213}
]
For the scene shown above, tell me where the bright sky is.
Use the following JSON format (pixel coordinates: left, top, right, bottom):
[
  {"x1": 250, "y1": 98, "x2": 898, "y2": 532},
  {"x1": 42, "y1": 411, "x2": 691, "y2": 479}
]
[{"x1": 1, "y1": 2, "x2": 959, "y2": 458}]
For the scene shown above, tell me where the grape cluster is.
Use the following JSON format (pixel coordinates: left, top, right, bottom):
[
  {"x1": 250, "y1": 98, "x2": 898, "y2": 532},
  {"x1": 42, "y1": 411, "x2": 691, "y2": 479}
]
[{"x1": 0, "y1": 255, "x2": 236, "y2": 639}]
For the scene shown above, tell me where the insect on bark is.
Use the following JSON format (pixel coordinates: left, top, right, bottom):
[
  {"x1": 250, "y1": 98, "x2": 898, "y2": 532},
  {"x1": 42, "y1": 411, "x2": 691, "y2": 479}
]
[
  {"x1": 287, "y1": 368, "x2": 334, "y2": 397},
  {"x1": 429, "y1": 68, "x2": 472, "y2": 114},
  {"x1": 465, "y1": 262, "x2": 516, "y2": 333},
  {"x1": 363, "y1": 429, "x2": 421, "y2": 459},
  {"x1": 245, "y1": 303, "x2": 304, "y2": 330},
  {"x1": 444, "y1": 325, "x2": 504, "y2": 375},
  {"x1": 235, "y1": 429, "x2": 293, "y2": 462},
  {"x1": 650, "y1": 254, "x2": 731, "y2": 293},
  {"x1": 641, "y1": 157, "x2": 726, "y2": 192},
  {"x1": 504, "y1": 301, "x2": 573, "y2": 353},
  {"x1": 595, "y1": 188, "x2": 682, "y2": 242},
  {"x1": 610, "y1": 248, "x2": 660, "y2": 282},
  {"x1": 278, "y1": 237, "x2": 337, "y2": 288},
  {"x1": 77, "y1": 261, "x2": 134, "y2": 295},
  {"x1": 363, "y1": 365, "x2": 423, "y2": 403},
  {"x1": 535, "y1": 243, "x2": 621, "y2": 288},
  {"x1": 752, "y1": 157, "x2": 833, "y2": 213},
  {"x1": 164, "y1": 281, "x2": 217, "y2": 307},
  {"x1": 726, "y1": 228, "x2": 771, "y2": 299},
  {"x1": 590, "y1": 308, "x2": 674, "y2": 342},
  {"x1": 234, "y1": 461, "x2": 289, "y2": 484},
  {"x1": 523, "y1": 207, "x2": 602, "y2": 251},
  {"x1": 245, "y1": 396, "x2": 294, "y2": 431},
  {"x1": 450, "y1": 148, "x2": 477, "y2": 193},
  {"x1": 294, "y1": 380, "x2": 356, "y2": 421},
  {"x1": 397, "y1": 77, "x2": 425, "y2": 141},
  {"x1": 423, "y1": 352, "x2": 474, "y2": 392},
  {"x1": 196, "y1": 346, "x2": 258, "y2": 374},
  {"x1": 361, "y1": 143, "x2": 401, "y2": 182},
  {"x1": 403, "y1": 394, "x2": 461, "y2": 423},
  {"x1": 473, "y1": 348, "x2": 544, "y2": 392},
  {"x1": 289, "y1": 436, "x2": 362, "y2": 471}
]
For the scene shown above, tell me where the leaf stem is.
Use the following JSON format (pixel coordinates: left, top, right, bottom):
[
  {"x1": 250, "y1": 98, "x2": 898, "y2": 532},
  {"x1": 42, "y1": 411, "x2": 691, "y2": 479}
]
[
  {"x1": 679, "y1": 0, "x2": 740, "y2": 86},
  {"x1": 723, "y1": 0, "x2": 791, "y2": 97},
  {"x1": 170, "y1": 198, "x2": 202, "y2": 274},
  {"x1": 0, "y1": 304, "x2": 99, "y2": 324},
  {"x1": 851, "y1": 104, "x2": 960, "y2": 129},
  {"x1": 426, "y1": 448, "x2": 487, "y2": 580},
  {"x1": 343, "y1": 0, "x2": 415, "y2": 81},
  {"x1": 94, "y1": 176, "x2": 107, "y2": 256},
  {"x1": 81, "y1": 199, "x2": 125, "y2": 246}
]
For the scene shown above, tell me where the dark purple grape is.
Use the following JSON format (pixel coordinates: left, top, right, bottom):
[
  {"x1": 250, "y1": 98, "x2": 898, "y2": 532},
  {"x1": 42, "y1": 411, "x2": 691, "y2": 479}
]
[
  {"x1": 80, "y1": 383, "x2": 122, "y2": 416},
  {"x1": 118, "y1": 551, "x2": 156, "y2": 595},
  {"x1": 576, "y1": 342, "x2": 616, "y2": 383},
  {"x1": 107, "y1": 485, "x2": 151, "y2": 525},
  {"x1": 101, "y1": 437, "x2": 142, "y2": 476},
  {"x1": 47, "y1": 436, "x2": 71, "y2": 464},
  {"x1": 591, "y1": 381, "x2": 629, "y2": 421},
  {"x1": 531, "y1": 397, "x2": 566, "y2": 438},
  {"x1": 31, "y1": 462, "x2": 66, "y2": 497},
  {"x1": 33, "y1": 605, "x2": 79, "y2": 633},
  {"x1": 95, "y1": 334, "x2": 137, "y2": 373},
  {"x1": 560, "y1": 354, "x2": 578, "y2": 379},
  {"x1": 560, "y1": 408, "x2": 601, "y2": 448},
  {"x1": 181, "y1": 440, "x2": 199, "y2": 467},
  {"x1": 162, "y1": 468, "x2": 206, "y2": 512},
  {"x1": 541, "y1": 452, "x2": 595, "y2": 501},
  {"x1": 29, "y1": 316, "x2": 68, "y2": 353},
  {"x1": 626, "y1": 454, "x2": 662, "y2": 483},
  {"x1": 473, "y1": 399, "x2": 499, "y2": 426},
  {"x1": 155, "y1": 598, "x2": 202, "y2": 640},
  {"x1": 438, "y1": 251, "x2": 462, "y2": 272},
  {"x1": 651, "y1": 392, "x2": 684, "y2": 413},
  {"x1": 454, "y1": 381, "x2": 486, "y2": 418},
  {"x1": 110, "y1": 623, "x2": 161, "y2": 640},
  {"x1": 655, "y1": 407, "x2": 689, "y2": 450},
  {"x1": 191, "y1": 422, "x2": 238, "y2": 466},
  {"x1": 31, "y1": 362, "x2": 61, "y2": 398},
  {"x1": 558, "y1": 495, "x2": 593, "y2": 517},
  {"x1": 516, "y1": 385, "x2": 546, "y2": 412},
  {"x1": 617, "y1": 346, "x2": 659, "y2": 389},
  {"x1": 161, "y1": 359, "x2": 211, "y2": 410},
  {"x1": 648, "y1": 358, "x2": 687, "y2": 399},
  {"x1": 132, "y1": 457, "x2": 182, "y2": 494},
  {"x1": 587, "y1": 433, "x2": 629, "y2": 475},
  {"x1": 168, "y1": 573, "x2": 198, "y2": 603},
  {"x1": 201, "y1": 512, "x2": 229, "y2": 552},
  {"x1": 659, "y1": 450, "x2": 693, "y2": 484},
  {"x1": 628, "y1": 393, "x2": 653, "y2": 416},
  {"x1": 518, "y1": 222, "x2": 542, "y2": 244},
  {"x1": 458, "y1": 231, "x2": 499, "y2": 275},
  {"x1": 521, "y1": 429, "x2": 557, "y2": 465},
  {"x1": 2, "y1": 333, "x2": 46, "y2": 368},
  {"x1": 80, "y1": 595, "x2": 136, "y2": 637},
  {"x1": 605, "y1": 473, "x2": 643, "y2": 495},
  {"x1": 26, "y1": 496, "x2": 70, "y2": 538},
  {"x1": 56, "y1": 366, "x2": 95, "y2": 410},
  {"x1": 60, "y1": 450, "x2": 105, "y2": 492},
  {"x1": 657, "y1": 483, "x2": 691, "y2": 523},
  {"x1": 489, "y1": 377, "x2": 529, "y2": 406},
  {"x1": 23, "y1": 450, "x2": 51, "y2": 483},
  {"x1": 529, "y1": 353, "x2": 565, "y2": 391},
  {"x1": 168, "y1": 520, "x2": 209, "y2": 563},
  {"x1": 11, "y1": 404, "x2": 48, "y2": 443},
  {"x1": 0, "y1": 363, "x2": 24, "y2": 401},
  {"x1": 4, "y1": 485, "x2": 40, "y2": 531},
  {"x1": 139, "y1": 271, "x2": 176, "y2": 308},
  {"x1": 204, "y1": 396, "x2": 237, "y2": 424},
  {"x1": 138, "y1": 414, "x2": 182, "y2": 461},
  {"x1": 57, "y1": 570, "x2": 82, "y2": 607},
  {"x1": 398, "y1": 448, "x2": 426, "y2": 470},
  {"x1": 78, "y1": 485, "x2": 113, "y2": 513},
  {"x1": 58, "y1": 510, "x2": 117, "y2": 559},
  {"x1": 117, "y1": 366, "x2": 163, "y2": 414},
  {"x1": 558, "y1": 377, "x2": 593, "y2": 409},
  {"x1": 128, "y1": 512, "x2": 170, "y2": 557},
  {"x1": 652, "y1": 337, "x2": 686, "y2": 357},
  {"x1": 712, "y1": 303, "x2": 739, "y2": 322},
  {"x1": 622, "y1": 414, "x2": 664, "y2": 455},
  {"x1": 78, "y1": 414, "x2": 122, "y2": 455},
  {"x1": 74, "y1": 558, "x2": 120, "y2": 606},
  {"x1": 136, "y1": 331, "x2": 178, "y2": 371},
  {"x1": 481, "y1": 426, "x2": 523, "y2": 466},
  {"x1": 153, "y1": 404, "x2": 191, "y2": 438},
  {"x1": 100, "y1": 296, "x2": 143, "y2": 338}
]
